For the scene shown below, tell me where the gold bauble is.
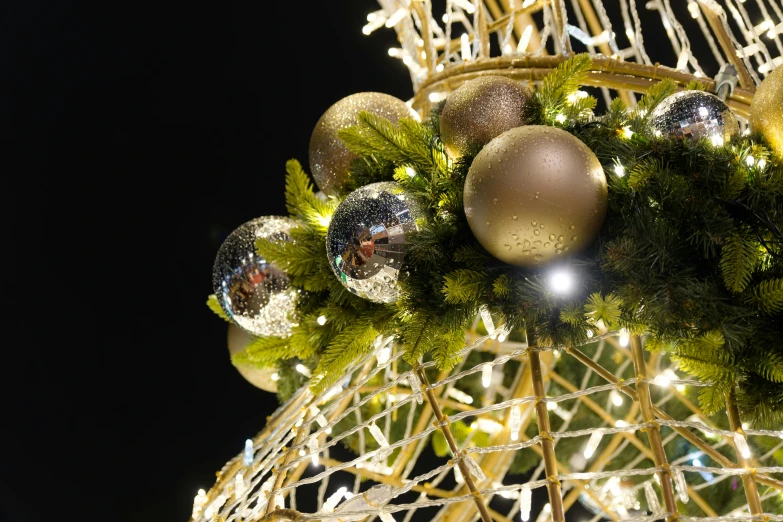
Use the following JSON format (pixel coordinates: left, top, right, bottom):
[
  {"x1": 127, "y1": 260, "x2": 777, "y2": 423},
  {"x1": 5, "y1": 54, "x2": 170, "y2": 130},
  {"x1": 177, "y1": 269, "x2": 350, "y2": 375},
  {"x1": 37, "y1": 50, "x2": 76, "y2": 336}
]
[
  {"x1": 227, "y1": 324, "x2": 278, "y2": 392},
  {"x1": 440, "y1": 76, "x2": 532, "y2": 158},
  {"x1": 309, "y1": 92, "x2": 417, "y2": 194},
  {"x1": 464, "y1": 126, "x2": 607, "y2": 268},
  {"x1": 750, "y1": 66, "x2": 783, "y2": 158}
]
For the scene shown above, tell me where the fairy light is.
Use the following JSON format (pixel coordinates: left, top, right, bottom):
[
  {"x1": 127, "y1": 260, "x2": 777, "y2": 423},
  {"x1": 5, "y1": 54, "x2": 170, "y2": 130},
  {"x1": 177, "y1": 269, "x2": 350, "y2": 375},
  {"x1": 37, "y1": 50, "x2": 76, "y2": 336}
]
[
  {"x1": 622, "y1": 126, "x2": 634, "y2": 139},
  {"x1": 436, "y1": 63, "x2": 445, "y2": 72},
  {"x1": 369, "y1": 423, "x2": 390, "y2": 448},
  {"x1": 587, "y1": 329, "x2": 594, "y2": 338},
  {"x1": 673, "y1": 467, "x2": 689, "y2": 504},
  {"x1": 408, "y1": 371, "x2": 423, "y2": 404},
  {"x1": 535, "y1": 503, "x2": 552, "y2": 522},
  {"x1": 376, "y1": 345, "x2": 392, "y2": 365},
  {"x1": 476, "y1": 418, "x2": 504, "y2": 434},
  {"x1": 519, "y1": 485, "x2": 532, "y2": 521},
  {"x1": 296, "y1": 364, "x2": 312, "y2": 378},
  {"x1": 583, "y1": 431, "x2": 603, "y2": 459},
  {"x1": 546, "y1": 400, "x2": 558, "y2": 411},
  {"x1": 509, "y1": 405, "x2": 522, "y2": 440},
  {"x1": 388, "y1": 48, "x2": 402, "y2": 57},
  {"x1": 734, "y1": 432, "x2": 751, "y2": 459},
  {"x1": 270, "y1": 372, "x2": 280, "y2": 381},
  {"x1": 463, "y1": 455, "x2": 486, "y2": 481},
  {"x1": 746, "y1": 155, "x2": 755, "y2": 166},
  {"x1": 447, "y1": 388, "x2": 474, "y2": 404},
  {"x1": 549, "y1": 269, "x2": 574, "y2": 293},
  {"x1": 758, "y1": 158, "x2": 767, "y2": 169},
  {"x1": 385, "y1": 8, "x2": 408, "y2": 28},
  {"x1": 461, "y1": 33, "x2": 471, "y2": 60},
  {"x1": 317, "y1": 315, "x2": 327, "y2": 325},
  {"x1": 323, "y1": 487, "x2": 348, "y2": 512},
  {"x1": 482, "y1": 364, "x2": 493, "y2": 388},
  {"x1": 616, "y1": 420, "x2": 629, "y2": 427},
  {"x1": 711, "y1": 134, "x2": 724, "y2": 147},
  {"x1": 428, "y1": 92, "x2": 448, "y2": 103},
  {"x1": 362, "y1": 13, "x2": 388, "y2": 35},
  {"x1": 243, "y1": 439, "x2": 254, "y2": 466},
  {"x1": 676, "y1": 50, "x2": 689, "y2": 70},
  {"x1": 317, "y1": 214, "x2": 332, "y2": 227},
  {"x1": 618, "y1": 328, "x2": 630, "y2": 347},
  {"x1": 614, "y1": 163, "x2": 625, "y2": 177},
  {"x1": 308, "y1": 436, "x2": 319, "y2": 466},
  {"x1": 610, "y1": 389, "x2": 624, "y2": 407},
  {"x1": 518, "y1": 25, "x2": 533, "y2": 52},
  {"x1": 192, "y1": 489, "x2": 208, "y2": 519},
  {"x1": 688, "y1": 1, "x2": 701, "y2": 18},
  {"x1": 479, "y1": 305, "x2": 496, "y2": 336},
  {"x1": 452, "y1": 0, "x2": 476, "y2": 13},
  {"x1": 299, "y1": 448, "x2": 306, "y2": 456}
]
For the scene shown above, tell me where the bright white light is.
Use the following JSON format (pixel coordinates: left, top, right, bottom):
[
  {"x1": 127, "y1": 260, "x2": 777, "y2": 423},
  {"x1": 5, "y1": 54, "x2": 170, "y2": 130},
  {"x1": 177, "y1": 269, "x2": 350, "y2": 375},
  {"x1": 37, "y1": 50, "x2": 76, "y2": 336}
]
[
  {"x1": 616, "y1": 420, "x2": 629, "y2": 427},
  {"x1": 447, "y1": 388, "x2": 474, "y2": 404},
  {"x1": 452, "y1": 0, "x2": 476, "y2": 13},
  {"x1": 758, "y1": 158, "x2": 767, "y2": 169},
  {"x1": 482, "y1": 364, "x2": 493, "y2": 388},
  {"x1": 619, "y1": 329, "x2": 630, "y2": 347},
  {"x1": 554, "y1": 113, "x2": 567, "y2": 123},
  {"x1": 587, "y1": 329, "x2": 594, "y2": 338},
  {"x1": 583, "y1": 431, "x2": 603, "y2": 459},
  {"x1": 549, "y1": 269, "x2": 574, "y2": 294},
  {"x1": 653, "y1": 374, "x2": 670, "y2": 387},
  {"x1": 746, "y1": 155, "x2": 755, "y2": 166},
  {"x1": 519, "y1": 486, "x2": 532, "y2": 521},
  {"x1": 388, "y1": 48, "x2": 402, "y2": 57},
  {"x1": 299, "y1": 449, "x2": 306, "y2": 456},
  {"x1": 317, "y1": 315, "x2": 327, "y2": 325},
  {"x1": 385, "y1": 8, "x2": 407, "y2": 28},
  {"x1": 622, "y1": 126, "x2": 634, "y2": 139},
  {"x1": 693, "y1": 458, "x2": 702, "y2": 467},
  {"x1": 547, "y1": 400, "x2": 558, "y2": 411},
  {"x1": 688, "y1": 2, "x2": 701, "y2": 18},
  {"x1": 271, "y1": 373, "x2": 280, "y2": 381},
  {"x1": 477, "y1": 418, "x2": 504, "y2": 434},
  {"x1": 509, "y1": 405, "x2": 521, "y2": 441},
  {"x1": 610, "y1": 390, "x2": 624, "y2": 406},
  {"x1": 698, "y1": 106, "x2": 709, "y2": 117},
  {"x1": 296, "y1": 364, "x2": 312, "y2": 378},
  {"x1": 522, "y1": 0, "x2": 536, "y2": 7},
  {"x1": 428, "y1": 92, "x2": 448, "y2": 103},
  {"x1": 436, "y1": 63, "x2": 445, "y2": 72},
  {"x1": 518, "y1": 25, "x2": 533, "y2": 52},
  {"x1": 461, "y1": 33, "x2": 471, "y2": 60},
  {"x1": 711, "y1": 134, "x2": 724, "y2": 147},
  {"x1": 376, "y1": 346, "x2": 391, "y2": 365},
  {"x1": 677, "y1": 51, "x2": 689, "y2": 70},
  {"x1": 614, "y1": 164, "x2": 625, "y2": 177}
]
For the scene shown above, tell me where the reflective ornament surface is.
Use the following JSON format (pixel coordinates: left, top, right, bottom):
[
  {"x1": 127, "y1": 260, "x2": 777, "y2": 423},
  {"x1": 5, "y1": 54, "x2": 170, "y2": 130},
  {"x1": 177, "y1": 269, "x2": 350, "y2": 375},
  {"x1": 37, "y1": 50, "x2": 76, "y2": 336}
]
[
  {"x1": 326, "y1": 182, "x2": 424, "y2": 303},
  {"x1": 464, "y1": 126, "x2": 607, "y2": 268},
  {"x1": 227, "y1": 324, "x2": 278, "y2": 392},
  {"x1": 212, "y1": 216, "x2": 298, "y2": 337},
  {"x1": 750, "y1": 65, "x2": 783, "y2": 158},
  {"x1": 649, "y1": 90, "x2": 739, "y2": 145},
  {"x1": 309, "y1": 92, "x2": 417, "y2": 195},
  {"x1": 440, "y1": 76, "x2": 533, "y2": 158}
]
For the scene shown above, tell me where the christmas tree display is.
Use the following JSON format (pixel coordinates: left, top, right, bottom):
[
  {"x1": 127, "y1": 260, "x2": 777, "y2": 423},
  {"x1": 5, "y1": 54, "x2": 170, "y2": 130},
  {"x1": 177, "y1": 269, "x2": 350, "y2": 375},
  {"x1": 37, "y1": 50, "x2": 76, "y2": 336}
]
[{"x1": 196, "y1": 2, "x2": 783, "y2": 522}]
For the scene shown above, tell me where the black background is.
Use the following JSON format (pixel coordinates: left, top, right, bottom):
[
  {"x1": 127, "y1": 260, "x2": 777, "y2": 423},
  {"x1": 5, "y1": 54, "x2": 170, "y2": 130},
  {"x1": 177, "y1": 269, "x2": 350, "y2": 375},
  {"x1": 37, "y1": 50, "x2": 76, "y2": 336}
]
[{"x1": 6, "y1": 1, "x2": 719, "y2": 521}]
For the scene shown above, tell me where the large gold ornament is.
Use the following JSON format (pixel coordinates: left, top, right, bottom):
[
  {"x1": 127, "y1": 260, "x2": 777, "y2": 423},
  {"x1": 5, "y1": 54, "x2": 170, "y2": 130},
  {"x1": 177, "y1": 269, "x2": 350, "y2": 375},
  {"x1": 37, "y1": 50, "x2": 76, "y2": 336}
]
[
  {"x1": 227, "y1": 324, "x2": 278, "y2": 392},
  {"x1": 464, "y1": 126, "x2": 607, "y2": 268},
  {"x1": 439, "y1": 76, "x2": 532, "y2": 158},
  {"x1": 309, "y1": 92, "x2": 416, "y2": 194},
  {"x1": 750, "y1": 66, "x2": 783, "y2": 158}
]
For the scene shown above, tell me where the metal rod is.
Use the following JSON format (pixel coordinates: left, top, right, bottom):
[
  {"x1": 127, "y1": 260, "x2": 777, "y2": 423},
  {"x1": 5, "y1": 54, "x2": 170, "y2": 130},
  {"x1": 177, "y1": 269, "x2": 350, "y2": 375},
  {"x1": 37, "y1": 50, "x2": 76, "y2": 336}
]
[{"x1": 528, "y1": 347, "x2": 566, "y2": 522}]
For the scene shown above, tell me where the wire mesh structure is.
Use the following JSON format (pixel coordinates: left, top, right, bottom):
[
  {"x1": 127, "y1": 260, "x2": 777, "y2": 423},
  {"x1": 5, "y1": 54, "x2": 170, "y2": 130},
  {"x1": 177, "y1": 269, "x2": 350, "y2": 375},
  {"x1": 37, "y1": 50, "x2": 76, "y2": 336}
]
[
  {"x1": 190, "y1": 326, "x2": 783, "y2": 522},
  {"x1": 190, "y1": 2, "x2": 783, "y2": 521},
  {"x1": 366, "y1": 0, "x2": 783, "y2": 116}
]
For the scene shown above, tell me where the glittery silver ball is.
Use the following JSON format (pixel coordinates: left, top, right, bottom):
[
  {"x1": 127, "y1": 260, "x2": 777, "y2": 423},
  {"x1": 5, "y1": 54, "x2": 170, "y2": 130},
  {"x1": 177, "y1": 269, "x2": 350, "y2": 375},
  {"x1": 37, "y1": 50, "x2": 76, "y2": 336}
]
[
  {"x1": 212, "y1": 216, "x2": 298, "y2": 337},
  {"x1": 326, "y1": 182, "x2": 425, "y2": 303},
  {"x1": 649, "y1": 90, "x2": 739, "y2": 144}
]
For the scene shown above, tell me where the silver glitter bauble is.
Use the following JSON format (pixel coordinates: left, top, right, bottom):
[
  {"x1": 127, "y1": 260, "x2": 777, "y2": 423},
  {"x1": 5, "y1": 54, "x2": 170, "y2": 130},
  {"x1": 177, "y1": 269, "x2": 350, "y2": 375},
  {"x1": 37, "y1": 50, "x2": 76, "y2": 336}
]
[
  {"x1": 227, "y1": 324, "x2": 278, "y2": 392},
  {"x1": 212, "y1": 216, "x2": 298, "y2": 337},
  {"x1": 649, "y1": 90, "x2": 739, "y2": 144},
  {"x1": 326, "y1": 182, "x2": 425, "y2": 303}
]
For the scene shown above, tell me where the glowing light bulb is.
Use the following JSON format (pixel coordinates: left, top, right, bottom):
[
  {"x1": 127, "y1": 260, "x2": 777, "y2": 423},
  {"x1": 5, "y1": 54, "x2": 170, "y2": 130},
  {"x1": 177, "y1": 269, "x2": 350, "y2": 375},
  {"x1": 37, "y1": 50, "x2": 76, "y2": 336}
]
[
  {"x1": 547, "y1": 400, "x2": 558, "y2": 411},
  {"x1": 461, "y1": 33, "x2": 471, "y2": 60},
  {"x1": 734, "y1": 432, "x2": 751, "y2": 459},
  {"x1": 296, "y1": 364, "x2": 312, "y2": 378},
  {"x1": 711, "y1": 135, "x2": 724, "y2": 147},
  {"x1": 688, "y1": 2, "x2": 701, "y2": 18},
  {"x1": 614, "y1": 164, "x2": 625, "y2": 177},
  {"x1": 452, "y1": 0, "x2": 476, "y2": 13},
  {"x1": 518, "y1": 25, "x2": 533, "y2": 52},
  {"x1": 622, "y1": 126, "x2": 634, "y2": 139},
  {"x1": 271, "y1": 372, "x2": 280, "y2": 381},
  {"x1": 618, "y1": 329, "x2": 630, "y2": 347},
  {"x1": 644, "y1": 482, "x2": 660, "y2": 514},
  {"x1": 746, "y1": 155, "x2": 755, "y2": 166},
  {"x1": 243, "y1": 439, "x2": 254, "y2": 466},
  {"x1": 519, "y1": 486, "x2": 532, "y2": 521},
  {"x1": 447, "y1": 388, "x2": 474, "y2": 404},
  {"x1": 583, "y1": 431, "x2": 603, "y2": 459},
  {"x1": 549, "y1": 269, "x2": 574, "y2": 294},
  {"x1": 317, "y1": 315, "x2": 327, "y2": 325},
  {"x1": 673, "y1": 467, "x2": 689, "y2": 504},
  {"x1": 586, "y1": 329, "x2": 594, "y2": 338},
  {"x1": 308, "y1": 436, "x2": 320, "y2": 466},
  {"x1": 758, "y1": 158, "x2": 767, "y2": 169},
  {"x1": 610, "y1": 390, "x2": 624, "y2": 406},
  {"x1": 509, "y1": 405, "x2": 522, "y2": 441},
  {"x1": 616, "y1": 420, "x2": 629, "y2": 427},
  {"x1": 554, "y1": 113, "x2": 567, "y2": 123},
  {"x1": 385, "y1": 8, "x2": 407, "y2": 28},
  {"x1": 482, "y1": 364, "x2": 492, "y2": 388}
]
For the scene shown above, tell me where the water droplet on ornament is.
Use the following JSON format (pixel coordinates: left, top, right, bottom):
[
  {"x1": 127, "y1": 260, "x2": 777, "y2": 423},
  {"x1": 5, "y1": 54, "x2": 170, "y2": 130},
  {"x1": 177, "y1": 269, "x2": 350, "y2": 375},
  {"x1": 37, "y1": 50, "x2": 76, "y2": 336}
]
[
  {"x1": 512, "y1": 215, "x2": 518, "y2": 220},
  {"x1": 493, "y1": 198, "x2": 498, "y2": 204},
  {"x1": 534, "y1": 192, "x2": 540, "y2": 199},
  {"x1": 505, "y1": 244, "x2": 511, "y2": 251},
  {"x1": 540, "y1": 224, "x2": 544, "y2": 229},
  {"x1": 570, "y1": 225, "x2": 575, "y2": 230},
  {"x1": 534, "y1": 254, "x2": 543, "y2": 262},
  {"x1": 533, "y1": 240, "x2": 541, "y2": 246},
  {"x1": 544, "y1": 242, "x2": 550, "y2": 247},
  {"x1": 558, "y1": 236, "x2": 564, "y2": 241},
  {"x1": 522, "y1": 250, "x2": 530, "y2": 255},
  {"x1": 531, "y1": 247, "x2": 538, "y2": 253},
  {"x1": 556, "y1": 249, "x2": 562, "y2": 254},
  {"x1": 511, "y1": 234, "x2": 518, "y2": 240},
  {"x1": 564, "y1": 246, "x2": 569, "y2": 251},
  {"x1": 549, "y1": 234, "x2": 556, "y2": 241},
  {"x1": 555, "y1": 243, "x2": 563, "y2": 249},
  {"x1": 534, "y1": 230, "x2": 540, "y2": 236},
  {"x1": 531, "y1": 221, "x2": 537, "y2": 226},
  {"x1": 572, "y1": 236, "x2": 578, "y2": 241},
  {"x1": 524, "y1": 240, "x2": 530, "y2": 247}
]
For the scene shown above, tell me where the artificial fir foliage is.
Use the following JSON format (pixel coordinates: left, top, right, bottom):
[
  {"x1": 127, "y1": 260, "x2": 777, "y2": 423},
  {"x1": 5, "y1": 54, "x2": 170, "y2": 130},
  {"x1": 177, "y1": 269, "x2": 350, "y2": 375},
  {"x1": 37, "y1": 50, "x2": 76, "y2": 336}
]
[{"x1": 211, "y1": 54, "x2": 783, "y2": 427}]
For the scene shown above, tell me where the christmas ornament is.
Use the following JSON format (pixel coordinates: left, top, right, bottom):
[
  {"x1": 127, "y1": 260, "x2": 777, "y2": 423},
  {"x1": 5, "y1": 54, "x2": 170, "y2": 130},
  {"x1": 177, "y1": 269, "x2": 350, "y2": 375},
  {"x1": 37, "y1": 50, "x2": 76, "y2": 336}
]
[
  {"x1": 309, "y1": 92, "x2": 417, "y2": 195},
  {"x1": 326, "y1": 182, "x2": 424, "y2": 303},
  {"x1": 212, "y1": 216, "x2": 298, "y2": 337},
  {"x1": 750, "y1": 65, "x2": 783, "y2": 158},
  {"x1": 649, "y1": 90, "x2": 739, "y2": 145},
  {"x1": 463, "y1": 125, "x2": 607, "y2": 268},
  {"x1": 227, "y1": 324, "x2": 278, "y2": 392},
  {"x1": 439, "y1": 76, "x2": 532, "y2": 158}
]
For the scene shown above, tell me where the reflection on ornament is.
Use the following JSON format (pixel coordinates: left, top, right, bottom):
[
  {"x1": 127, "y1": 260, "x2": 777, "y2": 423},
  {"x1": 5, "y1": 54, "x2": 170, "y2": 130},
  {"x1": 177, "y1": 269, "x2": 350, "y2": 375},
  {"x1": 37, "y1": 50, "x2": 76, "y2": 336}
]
[
  {"x1": 464, "y1": 125, "x2": 607, "y2": 268},
  {"x1": 227, "y1": 324, "x2": 278, "y2": 392},
  {"x1": 212, "y1": 216, "x2": 298, "y2": 337},
  {"x1": 440, "y1": 76, "x2": 533, "y2": 158},
  {"x1": 309, "y1": 92, "x2": 417, "y2": 194},
  {"x1": 750, "y1": 66, "x2": 783, "y2": 158},
  {"x1": 649, "y1": 90, "x2": 739, "y2": 144},
  {"x1": 326, "y1": 182, "x2": 424, "y2": 303}
]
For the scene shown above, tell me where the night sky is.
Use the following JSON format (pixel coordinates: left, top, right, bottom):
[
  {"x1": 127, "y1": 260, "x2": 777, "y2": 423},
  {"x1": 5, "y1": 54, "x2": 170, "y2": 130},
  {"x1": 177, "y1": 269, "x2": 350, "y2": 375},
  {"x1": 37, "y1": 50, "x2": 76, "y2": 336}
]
[{"x1": 6, "y1": 2, "x2": 720, "y2": 521}]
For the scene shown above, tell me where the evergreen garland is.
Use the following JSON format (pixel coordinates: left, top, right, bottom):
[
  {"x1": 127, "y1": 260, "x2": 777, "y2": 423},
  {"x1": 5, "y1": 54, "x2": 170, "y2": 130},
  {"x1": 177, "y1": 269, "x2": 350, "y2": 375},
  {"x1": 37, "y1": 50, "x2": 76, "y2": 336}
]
[{"x1": 211, "y1": 54, "x2": 783, "y2": 427}]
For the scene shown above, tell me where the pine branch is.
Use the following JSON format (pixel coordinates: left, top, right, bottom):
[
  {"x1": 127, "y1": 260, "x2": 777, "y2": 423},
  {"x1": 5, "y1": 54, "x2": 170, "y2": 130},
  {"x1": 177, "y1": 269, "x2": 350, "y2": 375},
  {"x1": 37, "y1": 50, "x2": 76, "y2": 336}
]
[
  {"x1": 535, "y1": 53, "x2": 592, "y2": 121},
  {"x1": 442, "y1": 269, "x2": 486, "y2": 304},
  {"x1": 746, "y1": 278, "x2": 783, "y2": 313},
  {"x1": 232, "y1": 335, "x2": 295, "y2": 368},
  {"x1": 584, "y1": 292, "x2": 622, "y2": 329},
  {"x1": 720, "y1": 233, "x2": 758, "y2": 293},
  {"x1": 310, "y1": 318, "x2": 379, "y2": 393},
  {"x1": 630, "y1": 79, "x2": 677, "y2": 132},
  {"x1": 698, "y1": 380, "x2": 732, "y2": 417},
  {"x1": 207, "y1": 294, "x2": 231, "y2": 322}
]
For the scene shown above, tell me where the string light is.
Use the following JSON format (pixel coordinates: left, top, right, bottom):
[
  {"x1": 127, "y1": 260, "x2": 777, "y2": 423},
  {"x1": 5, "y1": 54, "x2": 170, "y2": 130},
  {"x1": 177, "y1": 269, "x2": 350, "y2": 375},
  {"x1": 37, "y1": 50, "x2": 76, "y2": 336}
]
[
  {"x1": 554, "y1": 113, "x2": 567, "y2": 123},
  {"x1": 322, "y1": 487, "x2": 348, "y2": 512},
  {"x1": 549, "y1": 269, "x2": 574, "y2": 294},
  {"x1": 447, "y1": 388, "x2": 474, "y2": 404},
  {"x1": 271, "y1": 372, "x2": 280, "y2": 381},
  {"x1": 618, "y1": 328, "x2": 630, "y2": 347},
  {"x1": 243, "y1": 439, "x2": 254, "y2": 466},
  {"x1": 317, "y1": 315, "x2": 327, "y2": 325},
  {"x1": 673, "y1": 467, "x2": 690, "y2": 504},
  {"x1": 296, "y1": 364, "x2": 312, "y2": 378},
  {"x1": 509, "y1": 405, "x2": 522, "y2": 441},
  {"x1": 621, "y1": 126, "x2": 634, "y2": 139},
  {"x1": 482, "y1": 364, "x2": 493, "y2": 388},
  {"x1": 519, "y1": 485, "x2": 532, "y2": 521},
  {"x1": 644, "y1": 482, "x2": 660, "y2": 515},
  {"x1": 461, "y1": 33, "x2": 471, "y2": 60},
  {"x1": 614, "y1": 163, "x2": 626, "y2": 177},
  {"x1": 384, "y1": 8, "x2": 408, "y2": 28},
  {"x1": 308, "y1": 436, "x2": 320, "y2": 466},
  {"x1": 733, "y1": 432, "x2": 751, "y2": 459},
  {"x1": 452, "y1": 0, "x2": 476, "y2": 13},
  {"x1": 583, "y1": 431, "x2": 604, "y2": 459},
  {"x1": 517, "y1": 25, "x2": 533, "y2": 52},
  {"x1": 546, "y1": 400, "x2": 558, "y2": 411},
  {"x1": 610, "y1": 390, "x2": 624, "y2": 407}
]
